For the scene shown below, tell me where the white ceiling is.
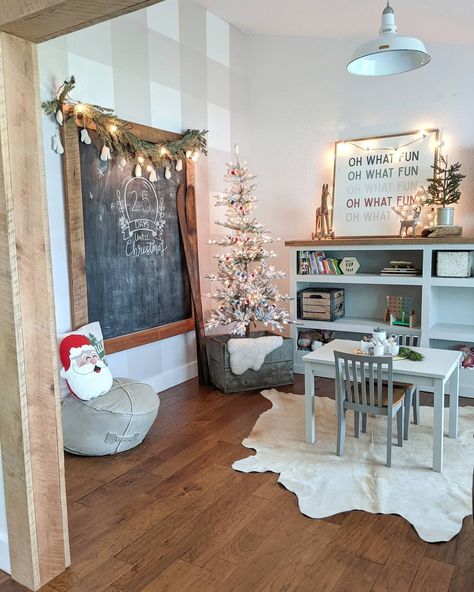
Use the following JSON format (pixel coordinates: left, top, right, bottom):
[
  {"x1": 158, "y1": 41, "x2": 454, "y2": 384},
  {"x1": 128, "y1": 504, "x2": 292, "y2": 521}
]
[{"x1": 194, "y1": 0, "x2": 474, "y2": 44}]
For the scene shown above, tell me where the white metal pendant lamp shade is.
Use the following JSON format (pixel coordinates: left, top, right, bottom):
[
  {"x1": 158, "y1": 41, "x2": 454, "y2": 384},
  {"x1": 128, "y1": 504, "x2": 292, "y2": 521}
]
[{"x1": 347, "y1": 1, "x2": 430, "y2": 76}]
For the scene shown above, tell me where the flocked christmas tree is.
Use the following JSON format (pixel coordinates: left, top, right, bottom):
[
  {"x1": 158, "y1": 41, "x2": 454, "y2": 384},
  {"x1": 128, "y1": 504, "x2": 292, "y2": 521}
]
[{"x1": 206, "y1": 147, "x2": 291, "y2": 338}]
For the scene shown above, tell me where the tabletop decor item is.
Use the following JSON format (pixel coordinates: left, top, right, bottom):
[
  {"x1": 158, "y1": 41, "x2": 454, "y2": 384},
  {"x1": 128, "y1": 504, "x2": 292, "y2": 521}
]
[
  {"x1": 339, "y1": 256, "x2": 360, "y2": 275},
  {"x1": 399, "y1": 347, "x2": 424, "y2": 361},
  {"x1": 311, "y1": 184, "x2": 334, "y2": 239},
  {"x1": 332, "y1": 129, "x2": 438, "y2": 237},
  {"x1": 206, "y1": 147, "x2": 293, "y2": 392},
  {"x1": 421, "y1": 224, "x2": 463, "y2": 238},
  {"x1": 393, "y1": 205, "x2": 422, "y2": 237},
  {"x1": 372, "y1": 326, "x2": 387, "y2": 343},
  {"x1": 425, "y1": 155, "x2": 465, "y2": 226}
]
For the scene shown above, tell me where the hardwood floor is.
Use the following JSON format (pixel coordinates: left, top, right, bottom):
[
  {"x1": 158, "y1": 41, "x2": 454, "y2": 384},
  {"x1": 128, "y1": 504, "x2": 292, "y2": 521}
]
[{"x1": 1, "y1": 376, "x2": 473, "y2": 592}]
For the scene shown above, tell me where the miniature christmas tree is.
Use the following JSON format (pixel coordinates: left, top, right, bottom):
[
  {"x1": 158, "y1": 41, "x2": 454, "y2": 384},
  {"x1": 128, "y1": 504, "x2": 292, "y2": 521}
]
[
  {"x1": 206, "y1": 147, "x2": 290, "y2": 337},
  {"x1": 426, "y1": 155, "x2": 465, "y2": 207}
]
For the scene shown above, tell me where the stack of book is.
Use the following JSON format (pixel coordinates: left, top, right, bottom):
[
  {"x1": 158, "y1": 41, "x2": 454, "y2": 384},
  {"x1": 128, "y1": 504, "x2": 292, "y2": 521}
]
[
  {"x1": 298, "y1": 251, "x2": 343, "y2": 275},
  {"x1": 380, "y1": 261, "x2": 421, "y2": 276}
]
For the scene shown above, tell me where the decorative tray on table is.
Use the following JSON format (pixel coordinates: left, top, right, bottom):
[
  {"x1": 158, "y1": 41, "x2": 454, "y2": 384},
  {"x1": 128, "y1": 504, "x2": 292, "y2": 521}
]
[{"x1": 353, "y1": 348, "x2": 404, "y2": 361}]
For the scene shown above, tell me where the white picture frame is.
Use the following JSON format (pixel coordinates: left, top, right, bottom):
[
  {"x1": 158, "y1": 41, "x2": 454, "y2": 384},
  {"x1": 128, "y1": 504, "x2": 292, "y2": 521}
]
[{"x1": 332, "y1": 129, "x2": 439, "y2": 237}]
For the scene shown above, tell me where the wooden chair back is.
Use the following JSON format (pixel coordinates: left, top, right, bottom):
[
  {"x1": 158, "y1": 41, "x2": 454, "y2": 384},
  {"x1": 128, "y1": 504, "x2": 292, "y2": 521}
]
[{"x1": 334, "y1": 351, "x2": 395, "y2": 410}]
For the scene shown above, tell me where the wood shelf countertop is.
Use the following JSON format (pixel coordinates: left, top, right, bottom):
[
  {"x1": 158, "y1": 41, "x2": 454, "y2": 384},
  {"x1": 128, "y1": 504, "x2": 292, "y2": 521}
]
[{"x1": 285, "y1": 237, "x2": 474, "y2": 247}]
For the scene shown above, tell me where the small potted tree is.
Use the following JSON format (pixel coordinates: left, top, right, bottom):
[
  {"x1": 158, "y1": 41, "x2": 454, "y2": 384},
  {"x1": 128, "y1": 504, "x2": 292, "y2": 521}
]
[
  {"x1": 426, "y1": 155, "x2": 465, "y2": 225},
  {"x1": 206, "y1": 148, "x2": 293, "y2": 393}
]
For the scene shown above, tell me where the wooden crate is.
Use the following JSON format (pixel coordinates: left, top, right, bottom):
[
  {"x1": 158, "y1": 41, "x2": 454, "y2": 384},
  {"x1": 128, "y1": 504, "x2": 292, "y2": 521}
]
[
  {"x1": 207, "y1": 331, "x2": 294, "y2": 394},
  {"x1": 298, "y1": 288, "x2": 345, "y2": 321}
]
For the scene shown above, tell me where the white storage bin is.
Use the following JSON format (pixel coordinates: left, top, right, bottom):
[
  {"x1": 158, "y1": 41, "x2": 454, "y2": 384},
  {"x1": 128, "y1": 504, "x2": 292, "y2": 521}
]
[{"x1": 436, "y1": 251, "x2": 474, "y2": 278}]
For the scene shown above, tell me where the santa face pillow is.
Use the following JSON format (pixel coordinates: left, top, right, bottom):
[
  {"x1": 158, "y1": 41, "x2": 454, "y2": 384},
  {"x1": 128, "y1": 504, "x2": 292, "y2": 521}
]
[{"x1": 59, "y1": 334, "x2": 113, "y2": 400}]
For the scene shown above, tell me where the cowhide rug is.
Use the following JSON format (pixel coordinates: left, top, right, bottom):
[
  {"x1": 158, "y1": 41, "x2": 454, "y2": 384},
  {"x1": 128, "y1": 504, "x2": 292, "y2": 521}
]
[{"x1": 232, "y1": 389, "x2": 474, "y2": 542}]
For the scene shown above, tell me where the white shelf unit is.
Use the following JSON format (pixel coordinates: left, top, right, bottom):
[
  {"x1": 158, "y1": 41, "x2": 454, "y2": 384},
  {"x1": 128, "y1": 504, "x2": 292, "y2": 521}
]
[{"x1": 287, "y1": 240, "x2": 474, "y2": 397}]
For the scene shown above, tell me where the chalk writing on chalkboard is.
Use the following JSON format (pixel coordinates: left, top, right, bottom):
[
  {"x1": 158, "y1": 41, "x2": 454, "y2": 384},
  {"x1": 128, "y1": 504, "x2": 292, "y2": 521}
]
[
  {"x1": 115, "y1": 177, "x2": 167, "y2": 257},
  {"x1": 78, "y1": 130, "x2": 192, "y2": 341}
]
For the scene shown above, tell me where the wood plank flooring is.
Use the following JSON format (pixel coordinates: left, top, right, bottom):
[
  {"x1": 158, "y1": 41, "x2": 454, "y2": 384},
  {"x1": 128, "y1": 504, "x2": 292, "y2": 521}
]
[{"x1": 1, "y1": 375, "x2": 472, "y2": 592}]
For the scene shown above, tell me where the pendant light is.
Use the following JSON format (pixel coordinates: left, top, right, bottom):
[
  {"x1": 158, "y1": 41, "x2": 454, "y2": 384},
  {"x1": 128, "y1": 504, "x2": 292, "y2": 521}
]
[{"x1": 347, "y1": 1, "x2": 430, "y2": 77}]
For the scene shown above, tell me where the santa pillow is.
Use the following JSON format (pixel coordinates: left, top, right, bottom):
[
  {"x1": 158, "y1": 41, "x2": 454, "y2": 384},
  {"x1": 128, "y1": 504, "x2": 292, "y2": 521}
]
[{"x1": 59, "y1": 333, "x2": 113, "y2": 400}]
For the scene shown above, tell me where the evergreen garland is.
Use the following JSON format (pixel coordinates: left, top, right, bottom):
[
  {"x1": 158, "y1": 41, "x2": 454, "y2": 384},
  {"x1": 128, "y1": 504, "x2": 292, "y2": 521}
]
[{"x1": 42, "y1": 76, "x2": 207, "y2": 167}]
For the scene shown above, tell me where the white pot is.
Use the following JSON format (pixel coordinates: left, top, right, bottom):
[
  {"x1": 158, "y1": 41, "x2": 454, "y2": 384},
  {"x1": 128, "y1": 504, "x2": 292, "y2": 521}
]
[
  {"x1": 374, "y1": 345, "x2": 385, "y2": 357},
  {"x1": 437, "y1": 207, "x2": 454, "y2": 225},
  {"x1": 391, "y1": 344, "x2": 400, "y2": 356}
]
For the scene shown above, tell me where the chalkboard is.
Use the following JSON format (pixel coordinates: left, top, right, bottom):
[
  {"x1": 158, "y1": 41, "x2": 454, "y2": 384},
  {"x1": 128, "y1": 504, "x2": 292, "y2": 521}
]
[{"x1": 62, "y1": 119, "x2": 195, "y2": 353}]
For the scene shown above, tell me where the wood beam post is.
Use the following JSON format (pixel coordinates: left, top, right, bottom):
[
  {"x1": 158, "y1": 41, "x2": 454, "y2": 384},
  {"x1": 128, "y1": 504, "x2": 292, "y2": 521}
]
[{"x1": 0, "y1": 32, "x2": 70, "y2": 590}]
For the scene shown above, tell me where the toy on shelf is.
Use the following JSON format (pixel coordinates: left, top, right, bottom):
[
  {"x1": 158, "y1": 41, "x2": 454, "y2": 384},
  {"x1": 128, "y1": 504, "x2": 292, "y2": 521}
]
[
  {"x1": 297, "y1": 329, "x2": 335, "y2": 351},
  {"x1": 386, "y1": 295, "x2": 413, "y2": 327},
  {"x1": 460, "y1": 345, "x2": 474, "y2": 369}
]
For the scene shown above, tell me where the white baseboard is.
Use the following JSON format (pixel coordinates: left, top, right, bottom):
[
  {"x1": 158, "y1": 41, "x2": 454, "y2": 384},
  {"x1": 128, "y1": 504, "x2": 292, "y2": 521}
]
[{"x1": 146, "y1": 361, "x2": 198, "y2": 393}]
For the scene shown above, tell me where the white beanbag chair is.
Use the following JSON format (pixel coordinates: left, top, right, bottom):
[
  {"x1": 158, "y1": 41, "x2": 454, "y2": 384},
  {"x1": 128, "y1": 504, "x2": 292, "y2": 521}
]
[{"x1": 62, "y1": 377, "x2": 159, "y2": 456}]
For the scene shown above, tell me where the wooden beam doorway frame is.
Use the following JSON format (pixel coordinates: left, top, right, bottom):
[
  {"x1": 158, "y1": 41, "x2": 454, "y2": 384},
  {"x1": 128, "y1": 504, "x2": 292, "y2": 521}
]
[{"x1": 0, "y1": 2, "x2": 164, "y2": 590}]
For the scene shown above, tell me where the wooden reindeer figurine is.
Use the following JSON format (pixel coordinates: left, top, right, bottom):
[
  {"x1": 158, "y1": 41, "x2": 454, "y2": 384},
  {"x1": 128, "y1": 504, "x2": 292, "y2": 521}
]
[
  {"x1": 312, "y1": 184, "x2": 332, "y2": 239},
  {"x1": 399, "y1": 205, "x2": 422, "y2": 237}
]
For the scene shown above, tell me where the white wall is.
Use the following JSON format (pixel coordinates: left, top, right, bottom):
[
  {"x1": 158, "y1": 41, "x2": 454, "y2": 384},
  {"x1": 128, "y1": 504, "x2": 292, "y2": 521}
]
[
  {"x1": 38, "y1": 0, "x2": 249, "y2": 391},
  {"x1": 36, "y1": 8, "x2": 474, "y2": 386},
  {"x1": 247, "y1": 35, "x2": 474, "y2": 285}
]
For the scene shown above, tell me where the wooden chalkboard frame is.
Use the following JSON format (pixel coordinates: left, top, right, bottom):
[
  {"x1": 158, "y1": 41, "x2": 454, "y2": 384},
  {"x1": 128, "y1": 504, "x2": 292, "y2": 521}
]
[{"x1": 61, "y1": 108, "x2": 195, "y2": 354}]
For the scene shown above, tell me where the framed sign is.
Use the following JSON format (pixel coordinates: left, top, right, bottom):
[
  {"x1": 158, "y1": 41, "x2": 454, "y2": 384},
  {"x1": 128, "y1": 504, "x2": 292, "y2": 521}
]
[
  {"x1": 62, "y1": 113, "x2": 195, "y2": 354},
  {"x1": 332, "y1": 129, "x2": 439, "y2": 237}
]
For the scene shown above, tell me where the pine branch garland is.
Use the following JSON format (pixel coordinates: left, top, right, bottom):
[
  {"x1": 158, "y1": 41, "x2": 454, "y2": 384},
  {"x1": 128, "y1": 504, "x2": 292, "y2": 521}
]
[{"x1": 42, "y1": 76, "x2": 207, "y2": 167}]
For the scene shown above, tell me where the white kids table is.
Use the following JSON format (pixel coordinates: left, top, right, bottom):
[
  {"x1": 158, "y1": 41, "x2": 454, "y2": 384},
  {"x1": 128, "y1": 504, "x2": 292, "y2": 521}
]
[{"x1": 303, "y1": 339, "x2": 461, "y2": 472}]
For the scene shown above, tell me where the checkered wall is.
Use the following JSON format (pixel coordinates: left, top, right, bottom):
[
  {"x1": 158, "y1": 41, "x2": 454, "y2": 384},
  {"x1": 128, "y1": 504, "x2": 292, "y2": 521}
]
[{"x1": 38, "y1": 0, "x2": 250, "y2": 390}]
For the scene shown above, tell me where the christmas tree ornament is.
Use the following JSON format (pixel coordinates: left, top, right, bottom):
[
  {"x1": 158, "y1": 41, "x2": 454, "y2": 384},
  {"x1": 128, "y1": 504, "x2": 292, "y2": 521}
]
[
  {"x1": 186, "y1": 150, "x2": 193, "y2": 159},
  {"x1": 118, "y1": 156, "x2": 127, "y2": 169},
  {"x1": 206, "y1": 148, "x2": 290, "y2": 337},
  {"x1": 191, "y1": 151, "x2": 200, "y2": 162},
  {"x1": 100, "y1": 145, "x2": 111, "y2": 161},
  {"x1": 56, "y1": 109, "x2": 63, "y2": 125},
  {"x1": 176, "y1": 159, "x2": 183, "y2": 171},
  {"x1": 134, "y1": 163, "x2": 142, "y2": 177},
  {"x1": 52, "y1": 130, "x2": 64, "y2": 155},
  {"x1": 80, "y1": 127, "x2": 91, "y2": 144},
  {"x1": 165, "y1": 166, "x2": 172, "y2": 180}
]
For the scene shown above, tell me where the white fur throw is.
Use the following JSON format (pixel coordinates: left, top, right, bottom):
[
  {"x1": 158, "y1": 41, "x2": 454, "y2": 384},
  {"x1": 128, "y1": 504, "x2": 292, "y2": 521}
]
[{"x1": 227, "y1": 336, "x2": 283, "y2": 375}]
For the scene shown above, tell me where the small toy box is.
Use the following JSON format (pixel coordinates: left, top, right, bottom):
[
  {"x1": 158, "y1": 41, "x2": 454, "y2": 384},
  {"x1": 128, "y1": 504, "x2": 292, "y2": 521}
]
[{"x1": 298, "y1": 288, "x2": 345, "y2": 321}]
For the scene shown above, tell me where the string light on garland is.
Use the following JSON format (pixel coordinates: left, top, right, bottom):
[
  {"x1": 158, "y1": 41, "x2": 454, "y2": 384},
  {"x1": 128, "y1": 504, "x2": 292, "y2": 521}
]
[
  {"x1": 41, "y1": 75, "x2": 208, "y2": 169},
  {"x1": 338, "y1": 130, "x2": 440, "y2": 154}
]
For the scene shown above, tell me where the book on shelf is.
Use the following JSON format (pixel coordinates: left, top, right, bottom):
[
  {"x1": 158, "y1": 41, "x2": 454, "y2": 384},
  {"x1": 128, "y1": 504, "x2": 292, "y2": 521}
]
[
  {"x1": 380, "y1": 267, "x2": 421, "y2": 276},
  {"x1": 380, "y1": 260, "x2": 421, "y2": 276},
  {"x1": 298, "y1": 250, "x2": 343, "y2": 276}
]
